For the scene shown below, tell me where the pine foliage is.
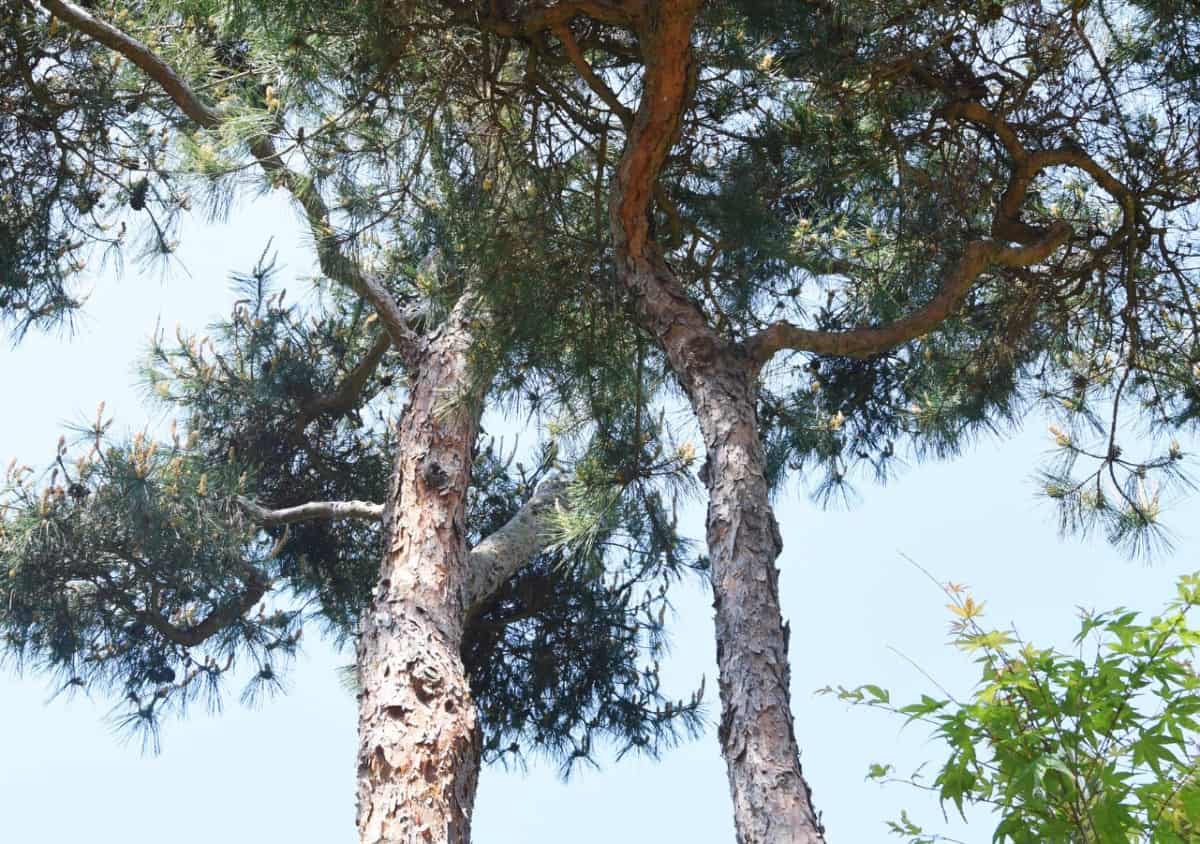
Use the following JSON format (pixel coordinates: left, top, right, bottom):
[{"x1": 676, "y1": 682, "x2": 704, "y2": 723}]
[
  {"x1": 0, "y1": 0, "x2": 708, "y2": 766},
  {"x1": 4, "y1": 0, "x2": 1200, "y2": 780}
]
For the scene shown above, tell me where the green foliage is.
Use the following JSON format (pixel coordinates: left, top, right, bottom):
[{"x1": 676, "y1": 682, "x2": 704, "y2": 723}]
[
  {"x1": 669, "y1": 0, "x2": 1200, "y2": 553},
  {"x1": 2, "y1": 216, "x2": 703, "y2": 768},
  {"x1": 0, "y1": 3, "x2": 132, "y2": 332},
  {"x1": 144, "y1": 251, "x2": 397, "y2": 630},
  {"x1": 0, "y1": 410, "x2": 297, "y2": 752},
  {"x1": 464, "y1": 439, "x2": 707, "y2": 772},
  {"x1": 7, "y1": 0, "x2": 1200, "y2": 787},
  {"x1": 829, "y1": 572, "x2": 1200, "y2": 843},
  {"x1": 465, "y1": 546, "x2": 706, "y2": 771}
]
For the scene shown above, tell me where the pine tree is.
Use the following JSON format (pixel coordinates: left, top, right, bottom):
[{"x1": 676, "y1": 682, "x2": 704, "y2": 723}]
[
  {"x1": 1, "y1": 3, "x2": 704, "y2": 842},
  {"x1": 7, "y1": 2, "x2": 1200, "y2": 843},
  {"x1": 402, "y1": 1, "x2": 1200, "y2": 842}
]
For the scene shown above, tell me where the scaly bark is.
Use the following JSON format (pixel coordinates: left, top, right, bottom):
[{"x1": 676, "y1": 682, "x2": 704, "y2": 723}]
[
  {"x1": 608, "y1": 5, "x2": 827, "y2": 842},
  {"x1": 356, "y1": 301, "x2": 486, "y2": 844},
  {"x1": 615, "y1": 261, "x2": 828, "y2": 844},
  {"x1": 696, "y1": 358, "x2": 827, "y2": 844},
  {"x1": 28, "y1": 7, "x2": 577, "y2": 840}
]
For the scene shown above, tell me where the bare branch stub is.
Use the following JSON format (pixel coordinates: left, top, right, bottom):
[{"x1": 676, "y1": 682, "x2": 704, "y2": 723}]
[{"x1": 236, "y1": 496, "x2": 385, "y2": 526}]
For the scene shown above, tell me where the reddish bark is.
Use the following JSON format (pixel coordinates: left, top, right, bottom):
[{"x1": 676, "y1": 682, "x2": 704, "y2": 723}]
[
  {"x1": 356, "y1": 307, "x2": 486, "y2": 844},
  {"x1": 608, "y1": 5, "x2": 827, "y2": 842}
]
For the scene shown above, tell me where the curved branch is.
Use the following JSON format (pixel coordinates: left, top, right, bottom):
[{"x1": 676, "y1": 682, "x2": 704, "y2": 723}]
[
  {"x1": 744, "y1": 222, "x2": 1072, "y2": 364},
  {"x1": 38, "y1": 0, "x2": 221, "y2": 128},
  {"x1": 236, "y1": 496, "x2": 384, "y2": 526},
  {"x1": 944, "y1": 99, "x2": 1135, "y2": 244},
  {"x1": 133, "y1": 571, "x2": 268, "y2": 648},
  {"x1": 552, "y1": 23, "x2": 634, "y2": 128},
  {"x1": 745, "y1": 90, "x2": 1130, "y2": 366},
  {"x1": 462, "y1": 471, "x2": 572, "y2": 616},
  {"x1": 612, "y1": 0, "x2": 700, "y2": 258},
  {"x1": 294, "y1": 330, "x2": 392, "y2": 435}
]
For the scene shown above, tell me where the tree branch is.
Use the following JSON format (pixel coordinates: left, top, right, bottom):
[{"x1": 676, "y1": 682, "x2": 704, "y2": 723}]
[
  {"x1": 294, "y1": 330, "x2": 392, "y2": 435},
  {"x1": 552, "y1": 22, "x2": 633, "y2": 129},
  {"x1": 38, "y1": 0, "x2": 221, "y2": 128},
  {"x1": 236, "y1": 496, "x2": 384, "y2": 526},
  {"x1": 744, "y1": 222, "x2": 1072, "y2": 364},
  {"x1": 943, "y1": 99, "x2": 1135, "y2": 244},
  {"x1": 462, "y1": 471, "x2": 572, "y2": 616},
  {"x1": 443, "y1": 0, "x2": 641, "y2": 37},
  {"x1": 248, "y1": 138, "x2": 424, "y2": 363},
  {"x1": 742, "y1": 91, "x2": 1125, "y2": 366},
  {"x1": 612, "y1": 0, "x2": 701, "y2": 258},
  {"x1": 132, "y1": 571, "x2": 268, "y2": 648},
  {"x1": 38, "y1": 0, "x2": 423, "y2": 363}
]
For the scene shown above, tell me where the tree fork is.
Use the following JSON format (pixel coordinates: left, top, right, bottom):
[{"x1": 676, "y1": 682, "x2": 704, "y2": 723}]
[{"x1": 607, "y1": 4, "x2": 827, "y2": 841}]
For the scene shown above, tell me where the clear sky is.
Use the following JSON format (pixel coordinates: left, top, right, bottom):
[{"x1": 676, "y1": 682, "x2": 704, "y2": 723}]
[{"x1": 2, "y1": 194, "x2": 1197, "y2": 843}]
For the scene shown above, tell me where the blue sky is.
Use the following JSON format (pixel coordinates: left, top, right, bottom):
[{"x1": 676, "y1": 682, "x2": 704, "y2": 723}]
[{"x1": 2, "y1": 195, "x2": 1197, "y2": 843}]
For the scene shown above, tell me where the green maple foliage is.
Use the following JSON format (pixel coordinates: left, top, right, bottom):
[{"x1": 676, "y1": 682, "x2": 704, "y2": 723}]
[{"x1": 832, "y1": 572, "x2": 1200, "y2": 843}]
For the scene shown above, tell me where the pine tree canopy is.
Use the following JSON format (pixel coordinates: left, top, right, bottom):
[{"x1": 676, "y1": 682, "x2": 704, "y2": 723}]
[
  {"x1": 1, "y1": 0, "x2": 705, "y2": 769},
  {"x1": 359, "y1": 0, "x2": 1187, "y2": 559},
  {"x1": 2, "y1": 0, "x2": 1199, "y2": 839},
  {"x1": 383, "y1": 0, "x2": 1198, "y2": 554},
  {"x1": 6, "y1": 0, "x2": 1196, "y2": 551}
]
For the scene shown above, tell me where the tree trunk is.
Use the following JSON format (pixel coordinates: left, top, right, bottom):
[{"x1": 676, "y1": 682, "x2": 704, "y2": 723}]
[
  {"x1": 605, "y1": 9, "x2": 826, "y2": 834},
  {"x1": 693, "y1": 360, "x2": 826, "y2": 844},
  {"x1": 356, "y1": 317, "x2": 485, "y2": 844},
  {"x1": 617, "y1": 253, "x2": 827, "y2": 843}
]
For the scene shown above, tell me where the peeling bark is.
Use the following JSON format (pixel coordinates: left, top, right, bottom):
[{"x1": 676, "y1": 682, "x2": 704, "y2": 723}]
[
  {"x1": 356, "y1": 304, "x2": 486, "y2": 844},
  {"x1": 351, "y1": 297, "x2": 575, "y2": 844},
  {"x1": 32, "y1": 6, "x2": 581, "y2": 839},
  {"x1": 698, "y1": 360, "x2": 827, "y2": 844},
  {"x1": 616, "y1": 260, "x2": 828, "y2": 844}
]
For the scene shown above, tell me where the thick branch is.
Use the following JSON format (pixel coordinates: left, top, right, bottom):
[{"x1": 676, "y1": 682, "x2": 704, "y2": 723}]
[
  {"x1": 39, "y1": 0, "x2": 221, "y2": 128},
  {"x1": 944, "y1": 100, "x2": 1135, "y2": 244},
  {"x1": 552, "y1": 23, "x2": 634, "y2": 128},
  {"x1": 294, "y1": 330, "x2": 392, "y2": 435},
  {"x1": 744, "y1": 222, "x2": 1072, "y2": 363},
  {"x1": 612, "y1": 0, "x2": 701, "y2": 257},
  {"x1": 133, "y1": 571, "x2": 268, "y2": 648},
  {"x1": 462, "y1": 471, "x2": 571, "y2": 616},
  {"x1": 744, "y1": 90, "x2": 1122, "y2": 366},
  {"x1": 236, "y1": 496, "x2": 384, "y2": 526},
  {"x1": 39, "y1": 0, "x2": 423, "y2": 362}
]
